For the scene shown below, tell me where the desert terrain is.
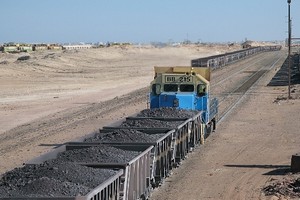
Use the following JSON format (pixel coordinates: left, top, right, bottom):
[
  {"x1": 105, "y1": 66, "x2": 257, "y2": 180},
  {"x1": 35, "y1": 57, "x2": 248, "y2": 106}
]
[{"x1": 0, "y1": 44, "x2": 300, "y2": 199}]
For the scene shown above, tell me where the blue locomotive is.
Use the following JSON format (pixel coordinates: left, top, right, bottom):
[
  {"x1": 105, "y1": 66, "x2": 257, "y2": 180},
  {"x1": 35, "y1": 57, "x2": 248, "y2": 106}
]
[{"x1": 149, "y1": 66, "x2": 218, "y2": 133}]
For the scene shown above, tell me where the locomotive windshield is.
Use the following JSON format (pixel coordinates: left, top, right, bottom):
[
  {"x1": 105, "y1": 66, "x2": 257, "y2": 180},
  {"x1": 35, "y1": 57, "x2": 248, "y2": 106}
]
[
  {"x1": 163, "y1": 84, "x2": 195, "y2": 92},
  {"x1": 164, "y1": 84, "x2": 178, "y2": 92},
  {"x1": 180, "y1": 84, "x2": 194, "y2": 92}
]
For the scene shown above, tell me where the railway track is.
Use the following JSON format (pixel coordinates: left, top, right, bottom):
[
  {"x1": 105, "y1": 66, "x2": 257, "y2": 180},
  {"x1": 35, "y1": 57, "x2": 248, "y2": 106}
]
[
  {"x1": 0, "y1": 88, "x2": 148, "y2": 155},
  {"x1": 210, "y1": 51, "x2": 286, "y2": 123}
]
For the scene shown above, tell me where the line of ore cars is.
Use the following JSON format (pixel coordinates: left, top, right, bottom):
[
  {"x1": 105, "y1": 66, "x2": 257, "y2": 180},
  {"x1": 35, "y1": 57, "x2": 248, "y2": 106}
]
[{"x1": 0, "y1": 46, "x2": 281, "y2": 200}]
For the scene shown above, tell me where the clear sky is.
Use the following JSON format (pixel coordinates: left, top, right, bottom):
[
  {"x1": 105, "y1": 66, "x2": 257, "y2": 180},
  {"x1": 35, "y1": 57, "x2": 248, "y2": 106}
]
[{"x1": 0, "y1": 0, "x2": 299, "y2": 44}]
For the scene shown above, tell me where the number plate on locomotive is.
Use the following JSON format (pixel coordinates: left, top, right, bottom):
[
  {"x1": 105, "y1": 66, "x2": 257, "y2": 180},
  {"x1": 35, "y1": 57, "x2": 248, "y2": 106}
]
[{"x1": 165, "y1": 75, "x2": 193, "y2": 83}]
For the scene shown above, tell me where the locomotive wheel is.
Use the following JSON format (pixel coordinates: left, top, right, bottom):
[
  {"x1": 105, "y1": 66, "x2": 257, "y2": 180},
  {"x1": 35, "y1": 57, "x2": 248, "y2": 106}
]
[
  {"x1": 212, "y1": 118, "x2": 217, "y2": 132},
  {"x1": 200, "y1": 125, "x2": 205, "y2": 144}
]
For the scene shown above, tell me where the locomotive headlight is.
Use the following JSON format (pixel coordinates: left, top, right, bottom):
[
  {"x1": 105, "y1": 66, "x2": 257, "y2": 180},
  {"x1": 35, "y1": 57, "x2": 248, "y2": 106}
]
[
  {"x1": 173, "y1": 98, "x2": 179, "y2": 107},
  {"x1": 164, "y1": 94, "x2": 167, "y2": 101}
]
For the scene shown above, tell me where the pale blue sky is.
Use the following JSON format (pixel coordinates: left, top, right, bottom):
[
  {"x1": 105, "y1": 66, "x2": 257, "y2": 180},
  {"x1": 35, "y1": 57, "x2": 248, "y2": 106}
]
[{"x1": 0, "y1": 0, "x2": 299, "y2": 44}]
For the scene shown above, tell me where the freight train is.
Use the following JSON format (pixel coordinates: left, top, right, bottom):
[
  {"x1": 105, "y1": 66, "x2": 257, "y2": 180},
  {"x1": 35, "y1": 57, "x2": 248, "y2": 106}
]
[
  {"x1": 191, "y1": 45, "x2": 282, "y2": 69},
  {"x1": 0, "y1": 46, "x2": 281, "y2": 200}
]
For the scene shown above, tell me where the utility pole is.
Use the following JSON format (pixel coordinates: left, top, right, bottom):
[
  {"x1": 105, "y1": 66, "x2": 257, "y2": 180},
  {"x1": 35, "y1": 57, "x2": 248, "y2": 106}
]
[{"x1": 287, "y1": 0, "x2": 292, "y2": 99}]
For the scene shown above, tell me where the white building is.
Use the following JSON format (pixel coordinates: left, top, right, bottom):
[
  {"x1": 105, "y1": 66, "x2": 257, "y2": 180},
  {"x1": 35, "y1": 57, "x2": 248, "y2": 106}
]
[{"x1": 62, "y1": 44, "x2": 93, "y2": 50}]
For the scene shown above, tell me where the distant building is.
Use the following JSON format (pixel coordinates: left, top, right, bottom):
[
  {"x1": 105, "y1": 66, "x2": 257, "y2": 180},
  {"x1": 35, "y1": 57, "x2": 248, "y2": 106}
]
[
  {"x1": 32, "y1": 44, "x2": 62, "y2": 51},
  {"x1": 1, "y1": 43, "x2": 33, "y2": 53},
  {"x1": 242, "y1": 41, "x2": 253, "y2": 49},
  {"x1": 62, "y1": 44, "x2": 93, "y2": 50},
  {"x1": 33, "y1": 44, "x2": 48, "y2": 51},
  {"x1": 1, "y1": 43, "x2": 63, "y2": 53}
]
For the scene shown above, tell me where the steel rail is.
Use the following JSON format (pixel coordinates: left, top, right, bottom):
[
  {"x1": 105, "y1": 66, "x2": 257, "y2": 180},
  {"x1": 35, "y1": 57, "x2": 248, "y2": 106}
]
[
  {"x1": 212, "y1": 52, "x2": 282, "y2": 106},
  {"x1": 217, "y1": 54, "x2": 283, "y2": 123},
  {"x1": 210, "y1": 52, "x2": 278, "y2": 88}
]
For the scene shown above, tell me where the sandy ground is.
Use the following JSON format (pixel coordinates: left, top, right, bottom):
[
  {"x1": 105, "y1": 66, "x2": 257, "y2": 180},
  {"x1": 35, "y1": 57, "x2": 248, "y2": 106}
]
[{"x1": 1, "y1": 44, "x2": 299, "y2": 199}]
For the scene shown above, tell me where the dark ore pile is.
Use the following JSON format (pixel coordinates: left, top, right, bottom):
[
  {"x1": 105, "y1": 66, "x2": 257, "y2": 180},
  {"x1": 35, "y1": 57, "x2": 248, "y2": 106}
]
[
  {"x1": 121, "y1": 118, "x2": 183, "y2": 128},
  {"x1": 56, "y1": 145, "x2": 141, "y2": 163},
  {"x1": 4, "y1": 177, "x2": 91, "y2": 197},
  {"x1": 263, "y1": 177, "x2": 300, "y2": 198},
  {"x1": 85, "y1": 129, "x2": 166, "y2": 143},
  {"x1": 137, "y1": 107, "x2": 199, "y2": 118},
  {"x1": 0, "y1": 161, "x2": 117, "y2": 197}
]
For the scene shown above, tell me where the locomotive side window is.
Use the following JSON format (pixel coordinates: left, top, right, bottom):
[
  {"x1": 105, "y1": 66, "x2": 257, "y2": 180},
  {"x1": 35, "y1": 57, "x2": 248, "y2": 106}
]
[
  {"x1": 164, "y1": 84, "x2": 178, "y2": 92},
  {"x1": 152, "y1": 84, "x2": 161, "y2": 95},
  {"x1": 197, "y1": 84, "x2": 206, "y2": 97},
  {"x1": 180, "y1": 84, "x2": 194, "y2": 92}
]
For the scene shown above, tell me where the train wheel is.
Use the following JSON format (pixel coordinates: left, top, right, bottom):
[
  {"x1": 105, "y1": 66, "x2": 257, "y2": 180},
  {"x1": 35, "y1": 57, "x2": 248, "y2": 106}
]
[
  {"x1": 207, "y1": 124, "x2": 212, "y2": 135},
  {"x1": 212, "y1": 118, "x2": 217, "y2": 132},
  {"x1": 200, "y1": 124, "x2": 205, "y2": 144}
]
